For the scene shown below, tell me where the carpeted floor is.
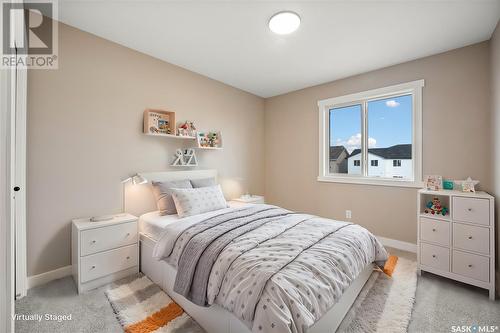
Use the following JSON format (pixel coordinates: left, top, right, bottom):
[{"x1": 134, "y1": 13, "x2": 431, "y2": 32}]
[{"x1": 15, "y1": 248, "x2": 500, "y2": 333}]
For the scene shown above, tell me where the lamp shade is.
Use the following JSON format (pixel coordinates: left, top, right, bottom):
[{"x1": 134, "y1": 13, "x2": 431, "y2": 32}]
[
  {"x1": 122, "y1": 173, "x2": 147, "y2": 185},
  {"x1": 132, "y1": 174, "x2": 147, "y2": 185}
]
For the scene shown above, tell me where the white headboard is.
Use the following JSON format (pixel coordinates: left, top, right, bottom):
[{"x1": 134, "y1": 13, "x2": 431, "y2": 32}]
[{"x1": 124, "y1": 169, "x2": 218, "y2": 217}]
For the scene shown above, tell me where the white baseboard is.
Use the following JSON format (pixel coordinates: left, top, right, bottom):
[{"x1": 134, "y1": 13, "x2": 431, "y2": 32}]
[
  {"x1": 377, "y1": 236, "x2": 417, "y2": 253},
  {"x1": 27, "y1": 265, "x2": 72, "y2": 289}
]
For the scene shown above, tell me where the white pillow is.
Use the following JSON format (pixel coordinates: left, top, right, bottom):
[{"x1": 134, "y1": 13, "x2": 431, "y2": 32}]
[{"x1": 171, "y1": 185, "x2": 228, "y2": 218}]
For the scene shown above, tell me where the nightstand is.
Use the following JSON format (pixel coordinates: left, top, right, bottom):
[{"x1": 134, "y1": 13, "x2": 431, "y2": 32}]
[
  {"x1": 231, "y1": 195, "x2": 265, "y2": 204},
  {"x1": 72, "y1": 213, "x2": 139, "y2": 293}
]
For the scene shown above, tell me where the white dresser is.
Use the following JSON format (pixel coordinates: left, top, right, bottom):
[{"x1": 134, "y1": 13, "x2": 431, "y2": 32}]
[
  {"x1": 72, "y1": 213, "x2": 139, "y2": 293},
  {"x1": 417, "y1": 189, "x2": 495, "y2": 299}
]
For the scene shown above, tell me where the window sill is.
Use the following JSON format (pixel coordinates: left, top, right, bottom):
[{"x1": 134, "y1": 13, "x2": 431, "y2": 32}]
[{"x1": 317, "y1": 175, "x2": 424, "y2": 188}]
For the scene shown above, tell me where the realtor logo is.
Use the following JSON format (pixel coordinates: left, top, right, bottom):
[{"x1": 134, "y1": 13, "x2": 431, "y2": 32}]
[{"x1": 1, "y1": 0, "x2": 58, "y2": 69}]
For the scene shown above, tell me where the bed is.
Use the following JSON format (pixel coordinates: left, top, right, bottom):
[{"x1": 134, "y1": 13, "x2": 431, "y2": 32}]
[{"x1": 128, "y1": 170, "x2": 387, "y2": 333}]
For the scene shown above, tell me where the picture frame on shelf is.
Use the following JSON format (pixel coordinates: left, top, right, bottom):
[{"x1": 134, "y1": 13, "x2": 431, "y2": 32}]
[
  {"x1": 143, "y1": 109, "x2": 176, "y2": 136},
  {"x1": 424, "y1": 175, "x2": 442, "y2": 191}
]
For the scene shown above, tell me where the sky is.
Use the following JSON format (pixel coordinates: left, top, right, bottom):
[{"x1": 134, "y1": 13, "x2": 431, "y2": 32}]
[{"x1": 330, "y1": 94, "x2": 412, "y2": 153}]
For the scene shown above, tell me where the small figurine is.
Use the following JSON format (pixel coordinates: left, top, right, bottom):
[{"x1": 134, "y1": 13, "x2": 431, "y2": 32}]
[
  {"x1": 207, "y1": 132, "x2": 218, "y2": 147},
  {"x1": 424, "y1": 197, "x2": 448, "y2": 216},
  {"x1": 178, "y1": 121, "x2": 197, "y2": 137}
]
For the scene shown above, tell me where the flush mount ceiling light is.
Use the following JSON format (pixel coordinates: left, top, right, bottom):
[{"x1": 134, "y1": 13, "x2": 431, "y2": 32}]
[{"x1": 268, "y1": 11, "x2": 301, "y2": 35}]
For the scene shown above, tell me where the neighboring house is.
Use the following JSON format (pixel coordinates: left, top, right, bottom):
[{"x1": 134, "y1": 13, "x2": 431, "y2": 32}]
[
  {"x1": 347, "y1": 144, "x2": 412, "y2": 179},
  {"x1": 329, "y1": 146, "x2": 349, "y2": 173}
]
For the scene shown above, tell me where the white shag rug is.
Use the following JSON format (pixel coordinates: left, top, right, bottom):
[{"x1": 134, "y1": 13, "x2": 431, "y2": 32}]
[{"x1": 337, "y1": 257, "x2": 417, "y2": 333}]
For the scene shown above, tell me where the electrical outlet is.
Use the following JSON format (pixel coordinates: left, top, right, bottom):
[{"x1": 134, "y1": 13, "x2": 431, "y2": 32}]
[{"x1": 345, "y1": 210, "x2": 352, "y2": 219}]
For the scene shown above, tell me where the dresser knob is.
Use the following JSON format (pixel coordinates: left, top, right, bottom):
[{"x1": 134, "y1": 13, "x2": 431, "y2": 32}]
[
  {"x1": 432, "y1": 228, "x2": 436, "y2": 232},
  {"x1": 468, "y1": 264, "x2": 472, "y2": 268},
  {"x1": 126, "y1": 256, "x2": 130, "y2": 260},
  {"x1": 432, "y1": 254, "x2": 436, "y2": 258},
  {"x1": 468, "y1": 236, "x2": 473, "y2": 240},
  {"x1": 91, "y1": 265, "x2": 96, "y2": 269},
  {"x1": 126, "y1": 233, "x2": 130, "y2": 237},
  {"x1": 467, "y1": 208, "x2": 472, "y2": 212},
  {"x1": 92, "y1": 240, "x2": 96, "y2": 244}
]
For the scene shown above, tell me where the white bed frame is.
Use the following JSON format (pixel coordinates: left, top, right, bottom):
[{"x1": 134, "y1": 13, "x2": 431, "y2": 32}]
[{"x1": 130, "y1": 170, "x2": 374, "y2": 333}]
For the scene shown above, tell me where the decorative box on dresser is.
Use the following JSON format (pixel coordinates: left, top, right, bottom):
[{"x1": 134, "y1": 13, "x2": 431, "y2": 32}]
[
  {"x1": 417, "y1": 189, "x2": 495, "y2": 299},
  {"x1": 72, "y1": 214, "x2": 139, "y2": 293},
  {"x1": 231, "y1": 195, "x2": 265, "y2": 205}
]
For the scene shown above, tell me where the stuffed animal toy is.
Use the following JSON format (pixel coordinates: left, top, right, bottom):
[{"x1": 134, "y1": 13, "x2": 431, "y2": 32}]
[{"x1": 424, "y1": 197, "x2": 448, "y2": 216}]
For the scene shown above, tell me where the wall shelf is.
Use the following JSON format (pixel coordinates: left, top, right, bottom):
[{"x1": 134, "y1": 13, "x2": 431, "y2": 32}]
[
  {"x1": 145, "y1": 133, "x2": 196, "y2": 140},
  {"x1": 194, "y1": 147, "x2": 223, "y2": 150}
]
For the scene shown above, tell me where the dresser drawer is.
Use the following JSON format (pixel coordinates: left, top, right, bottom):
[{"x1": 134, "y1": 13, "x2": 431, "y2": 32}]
[
  {"x1": 420, "y1": 243, "x2": 449, "y2": 272},
  {"x1": 452, "y1": 197, "x2": 490, "y2": 226},
  {"x1": 453, "y1": 223, "x2": 489, "y2": 255},
  {"x1": 420, "y1": 217, "x2": 449, "y2": 246},
  {"x1": 81, "y1": 221, "x2": 137, "y2": 256},
  {"x1": 452, "y1": 250, "x2": 489, "y2": 282},
  {"x1": 80, "y1": 244, "x2": 138, "y2": 283}
]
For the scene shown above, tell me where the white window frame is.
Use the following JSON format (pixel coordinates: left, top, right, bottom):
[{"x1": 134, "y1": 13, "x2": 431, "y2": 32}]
[{"x1": 318, "y1": 80, "x2": 424, "y2": 187}]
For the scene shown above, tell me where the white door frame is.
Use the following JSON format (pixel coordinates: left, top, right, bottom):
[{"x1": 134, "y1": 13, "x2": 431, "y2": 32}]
[
  {"x1": 1, "y1": 3, "x2": 28, "y2": 331},
  {"x1": 9, "y1": 1, "x2": 28, "y2": 299},
  {"x1": 1, "y1": 53, "x2": 17, "y2": 333}
]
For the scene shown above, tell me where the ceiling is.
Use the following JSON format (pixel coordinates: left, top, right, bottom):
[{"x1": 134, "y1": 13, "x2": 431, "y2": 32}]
[{"x1": 58, "y1": 1, "x2": 500, "y2": 98}]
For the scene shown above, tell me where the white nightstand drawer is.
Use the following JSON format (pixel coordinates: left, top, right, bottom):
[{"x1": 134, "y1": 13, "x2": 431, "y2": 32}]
[
  {"x1": 80, "y1": 244, "x2": 138, "y2": 283},
  {"x1": 452, "y1": 197, "x2": 490, "y2": 226},
  {"x1": 452, "y1": 250, "x2": 489, "y2": 282},
  {"x1": 81, "y1": 221, "x2": 137, "y2": 256},
  {"x1": 420, "y1": 243, "x2": 449, "y2": 272},
  {"x1": 420, "y1": 217, "x2": 449, "y2": 246},
  {"x1": 453, "y1": 223, "x2": 489, "y2": 255}
]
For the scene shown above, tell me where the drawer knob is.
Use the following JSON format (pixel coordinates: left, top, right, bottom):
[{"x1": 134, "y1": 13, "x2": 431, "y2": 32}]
[
  {"x1": 432, "y1": 254, "x2": 436, "y2": 258},
  {"x1": 92, "y1": 240, "x2": 97, "y2": 244},
  {"x1": 432, "y1": 228, "x2": 436, "y2": 232},
  {"x1": 126, "y1": 233, "x2": 130, "y2": 237},
  {"x1": 91, "y1": 265, "x2": 96, "y2": 269},
  {"x1": 126, "y1": 256, "x2": 130, "y2": 259},
  {"x1": 468, "y1": 236, "x2": 473, "y2": 240},
  {"x1": 467, "y1": 208, "x2": 472, "y2": 212},
  {"x1": 468, "y1": 264, "x2": 473, "y2": 268}
]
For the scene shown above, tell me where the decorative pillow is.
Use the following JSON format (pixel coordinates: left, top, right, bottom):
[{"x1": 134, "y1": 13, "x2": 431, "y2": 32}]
[
  {"x1": 151, "y1": 180, "x2": 193, "y2": 215},
  {"x1": 171, "y1": 185, "x2": 228, "y2": 218},
  {"x1": 190, "y1": 177, "x2": 217, "y2": 188}
]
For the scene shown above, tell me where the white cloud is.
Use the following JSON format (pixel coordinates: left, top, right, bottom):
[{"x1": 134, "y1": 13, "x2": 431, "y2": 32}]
[
  {"x1": 335, "y1": 133, "x2": 377, "y2": 153},
  {"x1": 385, "y1": 100, "x2": 400, "y2": 108}
]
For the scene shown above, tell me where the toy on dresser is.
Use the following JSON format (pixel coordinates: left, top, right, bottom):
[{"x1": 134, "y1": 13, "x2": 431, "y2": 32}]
[{"x1": 424, "y1": 197, "x2": 448, "y2": 216}]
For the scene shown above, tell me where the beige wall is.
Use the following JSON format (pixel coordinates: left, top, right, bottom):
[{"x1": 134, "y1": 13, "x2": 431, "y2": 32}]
[
  {"x1": 27, "y1": 22, "x2": 265, "y2": 276},
  {"x1": 264, "y1": 42, "x2": 492, "y2": 244},
  {"x1": 491, "y1": 21, "x2": 499, "y2": 285},
  {"x1": 28, "y1": 20, "x2": 497, "y2": 277}
]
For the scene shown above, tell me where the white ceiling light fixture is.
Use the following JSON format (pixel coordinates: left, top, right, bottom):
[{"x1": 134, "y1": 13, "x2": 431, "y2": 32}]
[{"x1": 268, "y1": 11, "x2": 301, "y2": 35}]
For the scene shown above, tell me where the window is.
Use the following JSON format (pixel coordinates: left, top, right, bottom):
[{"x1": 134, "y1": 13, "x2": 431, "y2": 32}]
[{"x1": 318, "y1": 80, "x2": 423, "y2": 187}]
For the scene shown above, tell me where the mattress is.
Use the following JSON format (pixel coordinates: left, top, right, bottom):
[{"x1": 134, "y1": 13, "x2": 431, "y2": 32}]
[
  {"x1": 139, "y1": 201, "x2": 249, "y2": 241},
  {"x1": 138, "y1": 211, "x2": 180, "y2": 241}
]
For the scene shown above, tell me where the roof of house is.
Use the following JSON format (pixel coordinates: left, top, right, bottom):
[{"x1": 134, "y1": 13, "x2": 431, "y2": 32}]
[
  {"x1": 349, "y1": 144, "x2": 412, "y2": 159},
  {"x1": 329, "y1": 146, "x2": 348, "y2": 160}
]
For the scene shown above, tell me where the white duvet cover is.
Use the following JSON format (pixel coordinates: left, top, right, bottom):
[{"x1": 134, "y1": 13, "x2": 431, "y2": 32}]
[{"x1": 153, "y1": 205, "x2": 388, "y2": 333}]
